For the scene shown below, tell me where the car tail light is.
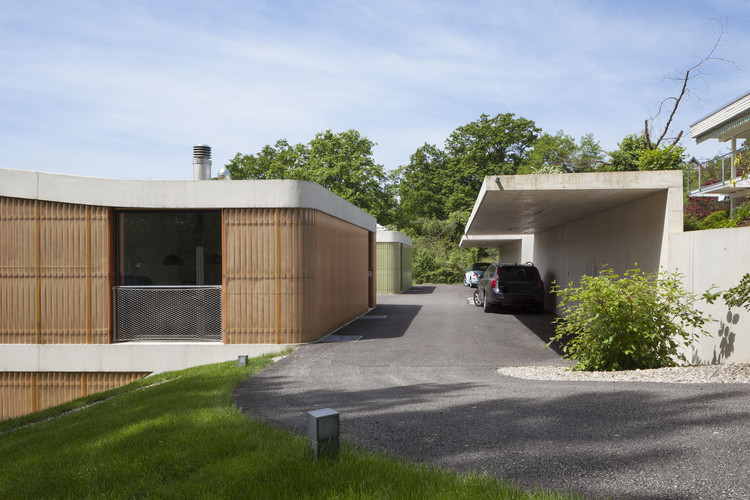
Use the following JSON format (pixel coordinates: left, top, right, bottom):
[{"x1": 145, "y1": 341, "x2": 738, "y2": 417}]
[
  {"x1": 537, "y1": 277, "x2": 544, "y2": 290},
  {"x1": 491, "y1": 277, "x2": 497, "y2": 288}
]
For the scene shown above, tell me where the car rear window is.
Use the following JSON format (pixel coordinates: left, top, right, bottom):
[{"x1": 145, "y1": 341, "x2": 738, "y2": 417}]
[{"x1": 497, "y1": 267, "x2": 538, "y2": 282}]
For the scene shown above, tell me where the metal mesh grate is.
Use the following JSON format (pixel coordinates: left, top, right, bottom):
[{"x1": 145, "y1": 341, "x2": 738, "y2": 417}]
[{"x1": 114, "y1": 286, "x2": 222, "y2": 342}]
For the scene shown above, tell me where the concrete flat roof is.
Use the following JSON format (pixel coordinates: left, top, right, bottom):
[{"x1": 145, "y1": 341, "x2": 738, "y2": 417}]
[
  {"x1": 462, "y1": 171, "x2": 682, "y2": 239},
  {"x1": 0, "y1": 168, "x2": 376, "y2": 232},
  {"x1": 376, "y1": 229, "x2": 412, "y2": 247},
  {"x1": 460, "y1": 234, "x2": 524, "y2": 249}
]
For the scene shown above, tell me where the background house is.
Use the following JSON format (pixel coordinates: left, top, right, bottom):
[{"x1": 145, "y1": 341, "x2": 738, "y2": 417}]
[{"x1": 376, "y1": 226, "x2": 412, "y2": 294}]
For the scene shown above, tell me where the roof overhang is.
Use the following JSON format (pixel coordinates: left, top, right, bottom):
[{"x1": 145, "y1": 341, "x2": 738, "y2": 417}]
[
  {"x1": 376, "y1": 229, "x2": 412, "y2": 247},
  {"x1": 462, "y1": 171, "x2": 682, "y2": 242},
  {"x1": 0, "y1": 168, "x2": 376, "y2": 232},
  {"x1": 690, "y1": 91, "x2": 750, "y2": 144}
]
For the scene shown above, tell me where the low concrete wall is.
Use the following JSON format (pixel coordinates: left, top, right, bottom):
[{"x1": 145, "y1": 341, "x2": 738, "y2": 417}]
[
  {"x1": 1, "y1": 343, "x2": 294, "y2": 375},
  {"x1": 670, "y1": 227, "x2": 750, "y2": 364}
]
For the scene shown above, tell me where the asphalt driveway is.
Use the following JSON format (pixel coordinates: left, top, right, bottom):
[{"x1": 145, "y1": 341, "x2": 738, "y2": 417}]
[{"x1": 234, "y1": 284, "x2": 750, "y2": 500}]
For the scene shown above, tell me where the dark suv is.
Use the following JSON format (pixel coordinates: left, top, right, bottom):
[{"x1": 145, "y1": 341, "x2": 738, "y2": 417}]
[{"x1": 473, "y1": 262, "x2": 545, "y2": 313}]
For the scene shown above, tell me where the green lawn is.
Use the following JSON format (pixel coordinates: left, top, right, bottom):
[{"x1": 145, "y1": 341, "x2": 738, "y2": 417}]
[{"x1": 0, "y1": 352, "x2": 582, "y2": 499}]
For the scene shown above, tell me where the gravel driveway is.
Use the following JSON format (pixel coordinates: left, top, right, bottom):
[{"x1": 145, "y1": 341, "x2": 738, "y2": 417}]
[{"x1": 234, "y1": 284, "x2": 750, "y2": 500}]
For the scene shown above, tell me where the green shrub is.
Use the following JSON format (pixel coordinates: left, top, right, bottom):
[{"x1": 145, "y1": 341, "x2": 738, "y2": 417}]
[
  {"x1": 699, "y1": 210, "x2": 731, "y2": 229},
  {"x1": 551, "y1": 266, "x2": 712, "y2": 371},
  {"x1": 723, "y1": 273, "x2": 750, "y2": 311}
]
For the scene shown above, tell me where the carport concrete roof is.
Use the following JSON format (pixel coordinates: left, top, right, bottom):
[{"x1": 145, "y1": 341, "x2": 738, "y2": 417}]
[{"x1": 460, "y1": 170, "x2": 682, "y2": 247}]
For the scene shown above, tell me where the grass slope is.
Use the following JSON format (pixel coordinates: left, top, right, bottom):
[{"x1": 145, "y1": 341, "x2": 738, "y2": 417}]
[{"x1": 0, "y1": 352, "x2": 581, "y2": 499}]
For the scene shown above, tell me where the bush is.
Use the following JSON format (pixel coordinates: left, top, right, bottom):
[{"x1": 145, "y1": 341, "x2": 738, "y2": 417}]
[
  {"x1": 699, "y1": 210, "x2": 731, "y2": 229},
  {"x1": 723, "y1": 273, "x2": 750, "y2": 311},
  {"x1": 550, "y1": 266, "x2": 712, "y2": 371}
]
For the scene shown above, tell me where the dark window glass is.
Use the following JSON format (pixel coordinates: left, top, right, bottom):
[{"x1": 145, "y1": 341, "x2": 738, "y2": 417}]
[
  {"x1": 497, "y1": 267, "x2": 536, "y2": 283},
  {"x1": 118, "y1": 211, "x2": 222, "y2": 286}
]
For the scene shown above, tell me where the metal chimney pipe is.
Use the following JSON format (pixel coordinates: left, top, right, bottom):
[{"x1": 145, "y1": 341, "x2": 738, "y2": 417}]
[{"x1": 193, "y1": 144, "x2": 212, "y2": 180}]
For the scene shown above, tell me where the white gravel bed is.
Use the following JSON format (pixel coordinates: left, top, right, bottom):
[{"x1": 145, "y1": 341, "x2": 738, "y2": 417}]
[{"x1": 497, "y1": 363, "x2": 750, "y2": 383}]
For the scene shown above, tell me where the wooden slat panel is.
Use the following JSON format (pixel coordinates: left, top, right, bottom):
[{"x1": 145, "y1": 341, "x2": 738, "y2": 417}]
[
  {"x1": 0, "y1": 371, "x2": 149, "y2": 420},
  {"x1": 0, "y1": 372, "x2": 32, "y2": 421},
  {"x1": 223, "y1": 208, "x2": 368, "y2": 344},
  {"x1": 0, "y1": 198, "x2": 37, "y2": 343},
  {"x1": 308, "y1": 211, "x2": 369, "y2": 342},
  {"x1": 0, "y1": 198, "x2": 109, "y2": 344}
]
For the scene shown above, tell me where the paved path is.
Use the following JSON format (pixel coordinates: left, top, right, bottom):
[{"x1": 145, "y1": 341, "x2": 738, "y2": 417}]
[{"x1": 235, "y1": 284, "x2": 750, "y2": 500}]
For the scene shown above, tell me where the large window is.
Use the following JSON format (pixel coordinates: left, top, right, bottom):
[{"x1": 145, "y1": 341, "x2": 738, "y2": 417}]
[{"x1": 118, "y1": 211, "x2": 222, "y2": 286}]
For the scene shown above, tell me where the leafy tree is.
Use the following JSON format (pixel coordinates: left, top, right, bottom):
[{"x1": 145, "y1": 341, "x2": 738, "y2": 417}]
[
  {"x1": 306, "y1": 130, "x2": 397, "y2": 225},
  {"x1": 518, "y1": 131, "x2": 577, "y2": 174},
  {"x1": 442, "y1": 113, "x2": 539, "y2": 212},
  {"x1": 393, "y1": 144, "x2": 450, "y2": 224},
  {"x1": 226, "y1": 130, "x2": 397, "y2": 225},
  {"x1": 572, "y1": 133, "x2": 606, "y2": 172},
  {"x1": 226, "y1": 139, "x2": 306, "y2": 180},
  {"x1": 606, "y1": 134, "x2": 649, "y2": 171},
  {"x1": 406, "y1": 210, "x2": 474, "y2": 284},
  {"x1": 637, "y1": 144, "x2": 686, "y2": 171}
]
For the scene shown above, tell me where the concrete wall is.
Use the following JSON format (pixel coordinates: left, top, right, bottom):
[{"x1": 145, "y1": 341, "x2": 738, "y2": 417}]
[
  {"x1": 498, "y1": 235, "x2": 534, "y2": 264},
  {"x1": 670, "y1": 227, "x2": 750, "y2": 364},
  {"x1": 533, "y1": 188, "x2": 681, "y2": 310}
]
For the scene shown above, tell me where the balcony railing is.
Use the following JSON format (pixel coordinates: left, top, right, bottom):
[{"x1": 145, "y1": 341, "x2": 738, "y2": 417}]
[{"x1": 113, "y1": 286, "x2": 222, "y2": 342}]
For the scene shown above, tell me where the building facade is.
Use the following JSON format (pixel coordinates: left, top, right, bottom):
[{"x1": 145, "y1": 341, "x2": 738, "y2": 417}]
[{"x1": 0, "y1": 168, "x2": 377, "y2": 419}]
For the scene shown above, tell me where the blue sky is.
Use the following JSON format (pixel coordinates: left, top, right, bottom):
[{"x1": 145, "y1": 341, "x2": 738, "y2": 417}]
[{"x1": 1, "y1": 1, "x2": 748, "y2": 180}]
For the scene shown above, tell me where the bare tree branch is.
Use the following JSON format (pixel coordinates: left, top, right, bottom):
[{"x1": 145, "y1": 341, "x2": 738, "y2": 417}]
[{"x1": 646, "y1": 19, "x2": 741, "y2": 150}]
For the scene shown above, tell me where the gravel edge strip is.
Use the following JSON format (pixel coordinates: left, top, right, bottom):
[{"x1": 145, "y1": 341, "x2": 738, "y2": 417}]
[{"x1": 497, "y1": 363, "x2": 750, "y2": 383}]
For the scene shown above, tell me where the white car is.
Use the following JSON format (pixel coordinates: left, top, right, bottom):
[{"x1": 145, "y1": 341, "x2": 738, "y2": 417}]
[{"x1": 463, "y1": 262, "x2": 491, "y2": 288}]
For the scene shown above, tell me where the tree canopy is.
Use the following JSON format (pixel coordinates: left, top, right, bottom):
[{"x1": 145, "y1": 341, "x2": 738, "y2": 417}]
[
  {"x1": 226, "y1": 130, "x2": 397, "y2": 225},
  {"x1": 605, "y1": 133, "x2": 685, "y2": 172}
]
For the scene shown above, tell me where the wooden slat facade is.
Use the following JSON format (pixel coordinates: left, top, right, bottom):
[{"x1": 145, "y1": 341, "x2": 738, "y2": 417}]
[
  {"x1": 2, "y1": 198, "x2": 371, "y2": 419},
  {"x1": 0, "y1": 197, "x2": 109, "y2": 344},
  {"x1": 224, "y1": 208, "x2": 369, "y2": 343},
  {"x1": 0, "y1": 371, "x2": 148, "y2": 421}
]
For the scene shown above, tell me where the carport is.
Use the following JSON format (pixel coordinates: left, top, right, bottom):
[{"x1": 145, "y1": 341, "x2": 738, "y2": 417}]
[{"x1": 460, "y1": 170, "x2": 684, "y2": 311}]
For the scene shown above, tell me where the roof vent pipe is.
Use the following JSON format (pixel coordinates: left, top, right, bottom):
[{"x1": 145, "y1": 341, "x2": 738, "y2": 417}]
[{"x1": 193, "y1": 144, "x2": 212, "y2": 181}]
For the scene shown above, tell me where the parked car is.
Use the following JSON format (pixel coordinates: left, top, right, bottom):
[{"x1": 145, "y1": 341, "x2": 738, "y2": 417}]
[
  {"x1": 473, "y1": 262, "x2": 544, "y2": 313},
  {"x1": 463, "y1": 262, "x2": 491, "y2": 287}
]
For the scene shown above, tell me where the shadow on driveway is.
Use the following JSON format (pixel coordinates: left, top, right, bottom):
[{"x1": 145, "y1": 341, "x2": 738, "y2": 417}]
[{"x1": 235, "y1": 284, "x2": 750, "y2": 500}]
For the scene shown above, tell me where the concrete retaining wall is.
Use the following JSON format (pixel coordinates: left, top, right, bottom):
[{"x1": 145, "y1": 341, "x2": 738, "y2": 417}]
[{"x1": 670, "y1": 227, "x2": 750, "y2": 364}]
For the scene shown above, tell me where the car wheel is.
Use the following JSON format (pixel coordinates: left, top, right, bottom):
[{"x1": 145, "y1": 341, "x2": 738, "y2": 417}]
[
  {"x1": 473, "y1": 290, "x2": 482, "y2": 307},
  {"x1": 483, "y1": 297, "x2": 494, "y2": 313}
]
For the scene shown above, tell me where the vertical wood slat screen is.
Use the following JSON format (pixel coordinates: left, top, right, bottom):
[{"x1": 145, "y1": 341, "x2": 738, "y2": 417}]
[
  {"x1": 0, "y1": 371, "x2": 148, "y2": 420},
  {"x1": 0, "y1": 197, "x2": 109, "y2": 344},
  {"x1": 223, "y1": 208, "x2": 369, "y2": 344}
]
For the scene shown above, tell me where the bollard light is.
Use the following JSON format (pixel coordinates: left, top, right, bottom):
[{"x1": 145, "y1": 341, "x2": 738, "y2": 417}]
[
  {"x1": 307, "y1": 408, "x2": 339, "y2": 459},
  {"x1": 237, "y1": 355, "x2": 248, "y2": 367}
]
